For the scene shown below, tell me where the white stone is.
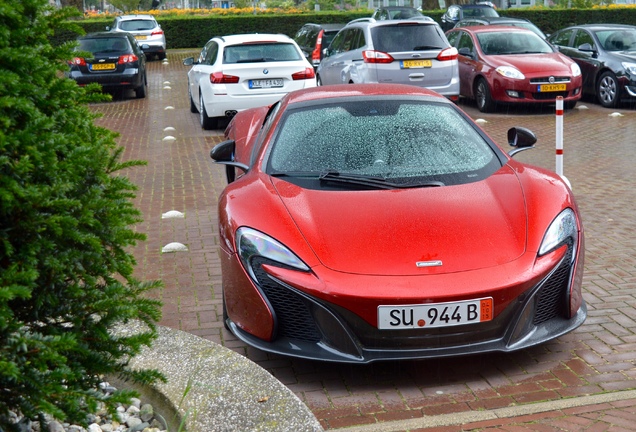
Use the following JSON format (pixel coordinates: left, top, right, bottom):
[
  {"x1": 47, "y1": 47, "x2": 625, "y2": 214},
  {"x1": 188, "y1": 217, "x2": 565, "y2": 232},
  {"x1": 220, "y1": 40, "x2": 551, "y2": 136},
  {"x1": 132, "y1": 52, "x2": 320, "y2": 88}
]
[
  {"x1": 162, "y1": 242, "x2": 188, "y2": 253},
  {"x1": 162, "y1": 136, "x2": 176, "y2": 142},
  {"x1": 161, "y1": 210, "x2": 184, "y2": 219}
]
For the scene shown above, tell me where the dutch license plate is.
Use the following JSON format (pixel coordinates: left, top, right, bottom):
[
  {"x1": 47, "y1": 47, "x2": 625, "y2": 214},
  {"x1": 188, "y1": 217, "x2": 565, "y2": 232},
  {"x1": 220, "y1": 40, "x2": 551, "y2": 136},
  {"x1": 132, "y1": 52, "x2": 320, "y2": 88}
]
[
  {"x1": 401, "y1": 59, "x2": 432, "y2": 69},
  {"x1": 538, "y1": 84, "x2": 566, "y2": 92},
  {"x1": 90, "y1": 63, "x2": 116, "y2": 71},
  {"x1": 249, "y1": 79, "x2": 284, "y2": 89},
  {"x1": 377, "y1": 297, "x2": 493, "y2": 329},
  {"x1": 135, "y1": 35, "x2": 148, "y2": 40}
]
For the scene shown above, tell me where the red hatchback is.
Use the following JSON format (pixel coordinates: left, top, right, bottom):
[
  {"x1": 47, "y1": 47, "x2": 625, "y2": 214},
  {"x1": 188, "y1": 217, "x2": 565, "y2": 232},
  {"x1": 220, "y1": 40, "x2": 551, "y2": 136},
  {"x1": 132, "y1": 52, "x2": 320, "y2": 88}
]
[
  {"x1": 210, "y1": 84, "x2": 586, "y2": 363},
  {"x1": 446, "y1": 26, "x2": 582, "y2": 112}
]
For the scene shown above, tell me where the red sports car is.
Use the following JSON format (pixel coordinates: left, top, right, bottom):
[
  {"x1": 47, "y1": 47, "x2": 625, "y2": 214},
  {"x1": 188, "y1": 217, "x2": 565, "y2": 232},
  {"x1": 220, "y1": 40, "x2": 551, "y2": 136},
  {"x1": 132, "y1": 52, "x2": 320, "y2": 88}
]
[
  {"x1": 211, "y1": 84, "x2": 586, "y2": 363},
  {"x1": 445, "y1": 26, "x2": 583, "y2": 112}
]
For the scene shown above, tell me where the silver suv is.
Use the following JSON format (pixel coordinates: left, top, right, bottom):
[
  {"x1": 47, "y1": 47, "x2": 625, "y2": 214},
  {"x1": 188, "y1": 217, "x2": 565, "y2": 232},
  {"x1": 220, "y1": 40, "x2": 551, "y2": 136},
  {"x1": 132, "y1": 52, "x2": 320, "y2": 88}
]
[
  {"x1": 108, "y1": 15, "x2": 166, "y2": 60},
  {"x1": 316, "y1": 18, "x2": 459, "y2": 100}
]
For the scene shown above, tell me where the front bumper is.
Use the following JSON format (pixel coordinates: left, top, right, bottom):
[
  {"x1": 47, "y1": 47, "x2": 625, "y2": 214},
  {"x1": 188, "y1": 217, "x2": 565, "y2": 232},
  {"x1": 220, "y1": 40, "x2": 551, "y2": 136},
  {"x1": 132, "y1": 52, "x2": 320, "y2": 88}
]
[{"x1": 226, "y1": 244, "x2": 586, "y2": 363}]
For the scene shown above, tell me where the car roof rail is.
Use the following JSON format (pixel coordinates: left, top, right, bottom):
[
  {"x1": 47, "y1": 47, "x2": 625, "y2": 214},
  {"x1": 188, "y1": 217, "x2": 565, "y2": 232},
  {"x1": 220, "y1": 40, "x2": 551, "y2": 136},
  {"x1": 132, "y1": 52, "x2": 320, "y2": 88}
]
[{"x1": 348, "y1": 17, "x2": 376, "y2": 25}]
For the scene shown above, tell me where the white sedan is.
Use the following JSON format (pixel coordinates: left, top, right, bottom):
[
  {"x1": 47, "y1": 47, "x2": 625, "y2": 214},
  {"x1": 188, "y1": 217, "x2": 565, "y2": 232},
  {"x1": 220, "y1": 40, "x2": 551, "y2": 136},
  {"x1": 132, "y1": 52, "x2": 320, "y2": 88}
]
[{"x1": 184, "y1": 33, "x2": 317, "y2": 130}]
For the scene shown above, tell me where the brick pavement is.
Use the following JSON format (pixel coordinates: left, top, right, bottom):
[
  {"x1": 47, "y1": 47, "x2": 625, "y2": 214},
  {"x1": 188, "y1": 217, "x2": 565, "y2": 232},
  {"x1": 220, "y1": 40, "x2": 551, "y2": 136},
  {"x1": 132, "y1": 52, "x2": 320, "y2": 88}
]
[{"x1": 92, "y1": 51, "x2": 636, "y2": 431}]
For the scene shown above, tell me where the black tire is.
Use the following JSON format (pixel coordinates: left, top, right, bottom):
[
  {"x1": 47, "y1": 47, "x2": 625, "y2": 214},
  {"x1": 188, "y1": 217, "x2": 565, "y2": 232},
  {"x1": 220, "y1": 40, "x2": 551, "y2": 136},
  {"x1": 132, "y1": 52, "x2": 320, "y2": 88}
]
[
  {"x1": 158, "y1": 52, "x2": 166, "y2": 61},
  {"x1": 222, "y1": 293, "x2": 230, "y2": 331},
  {"x1": 135, "y1": 73, "x2": 147, "y2": 99},
  {"x1": 199, "y1": 93, "x2": 218, "y2": 130},
  {"x1": 597, "y1": 71, "x2": 620, "y2": 108},
  {"x1": 475, "y1": 78, "x2": 495, "y2": 113},
  {"x1": 316, "y1": 75, "x2": 322, "y2": 86},
  {"x1": 189, "y1": 88, "x2": 198, "y2": 113}
]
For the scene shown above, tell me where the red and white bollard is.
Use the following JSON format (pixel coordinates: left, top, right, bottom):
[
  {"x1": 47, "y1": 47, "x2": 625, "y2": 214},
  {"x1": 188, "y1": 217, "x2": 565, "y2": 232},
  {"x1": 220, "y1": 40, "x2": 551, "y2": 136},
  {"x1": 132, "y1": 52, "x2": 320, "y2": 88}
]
[{"x1": 555, "y1": 96, "x2": 571, "y2": 189}]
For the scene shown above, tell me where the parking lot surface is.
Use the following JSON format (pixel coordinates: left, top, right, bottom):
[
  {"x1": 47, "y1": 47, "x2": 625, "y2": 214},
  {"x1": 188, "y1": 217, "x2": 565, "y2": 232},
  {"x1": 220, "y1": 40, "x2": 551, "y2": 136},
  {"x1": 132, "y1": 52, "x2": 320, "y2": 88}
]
[{"x1": 93, "y1": 50, "x2": 636, "y2": 431}]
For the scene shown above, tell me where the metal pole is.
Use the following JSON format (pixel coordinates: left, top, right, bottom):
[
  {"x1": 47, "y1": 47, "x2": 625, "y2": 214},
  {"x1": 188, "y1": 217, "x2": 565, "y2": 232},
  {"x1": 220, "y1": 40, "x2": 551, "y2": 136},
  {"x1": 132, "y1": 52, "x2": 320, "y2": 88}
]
[{"x1": 555, "y1": 96, "x2": 564, "y2": 178}]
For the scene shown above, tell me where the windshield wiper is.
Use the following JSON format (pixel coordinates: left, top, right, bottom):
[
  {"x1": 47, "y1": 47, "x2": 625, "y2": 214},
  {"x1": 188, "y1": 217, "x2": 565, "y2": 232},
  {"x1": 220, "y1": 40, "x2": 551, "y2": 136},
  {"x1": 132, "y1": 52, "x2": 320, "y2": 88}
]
[{"x1": 318, "y1": 171, "x2": 444, "y2": 189}]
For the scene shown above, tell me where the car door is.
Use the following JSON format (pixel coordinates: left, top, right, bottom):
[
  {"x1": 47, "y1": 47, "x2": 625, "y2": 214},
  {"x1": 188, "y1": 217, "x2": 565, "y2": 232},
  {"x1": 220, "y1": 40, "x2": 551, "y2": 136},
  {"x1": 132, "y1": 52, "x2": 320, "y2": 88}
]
[
  {"x1": 569, "y1": 29, "x2": 603, "y2": 92},
  {"x1": 188, "y1": 40, "x2": 218, "y2": 110},
  {"x1": 319, "y1": 28, "x2": 354, "y2": 84},
  {"x1": 451, "y1": 30, "x2": 480, "y2": 97}
]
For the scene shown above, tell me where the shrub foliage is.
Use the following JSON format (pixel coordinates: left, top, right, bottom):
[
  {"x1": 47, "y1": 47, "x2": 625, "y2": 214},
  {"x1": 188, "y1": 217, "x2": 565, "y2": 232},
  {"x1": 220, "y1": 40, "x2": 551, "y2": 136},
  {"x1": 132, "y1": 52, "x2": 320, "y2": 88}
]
[{"x1": 0, "y1": 0, "x2": 163, "y2": 428}]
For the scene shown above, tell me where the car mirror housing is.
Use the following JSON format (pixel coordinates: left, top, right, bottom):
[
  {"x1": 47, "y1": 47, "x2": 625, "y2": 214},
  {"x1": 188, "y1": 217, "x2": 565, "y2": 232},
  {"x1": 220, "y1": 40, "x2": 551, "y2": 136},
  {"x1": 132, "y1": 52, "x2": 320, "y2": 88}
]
[
  {"x1": 182, "y1": 57, "x2": 195, "y2": 66},
  {"x1": 507, "y1": 126, "x2": 536, "y2": 157},
  {"x1": 210, "y1": 140, "x2": 249, "y2": 183},
  {"x1": 458, "y1": 47, "x2": 474, "y2": 59},
  {"x1": 578, "y1": 43, "x2": 595, "y2": 53}
]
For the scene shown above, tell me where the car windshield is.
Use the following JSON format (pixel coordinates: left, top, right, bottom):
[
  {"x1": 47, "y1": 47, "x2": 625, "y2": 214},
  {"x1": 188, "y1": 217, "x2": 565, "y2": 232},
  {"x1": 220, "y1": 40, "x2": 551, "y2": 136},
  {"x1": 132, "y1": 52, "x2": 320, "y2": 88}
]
[
  {"x1": 371, "y1": 24, "x2": 447, "y2": 52},
  {"x1": 120, "y1": 20, "x2": 156, "y2": 31},
  {"x1": 267, "y1": 99, "x2": 502, "y2": 188},
  {"x1": 463, "y1": 6, "x2": 499, "y2": 17},
  {"x1": 477, "y1": 31, "x2": 553, "y2": 55},
  {"x1": 596, "y1": 29, "x2": 636, "y2": 51},
  {"x1": 223, "y1": 43, "x2": 302, "y2": 63},
  {"x1": 78, "y1": 37, "x2": 129, "y2": 54}
]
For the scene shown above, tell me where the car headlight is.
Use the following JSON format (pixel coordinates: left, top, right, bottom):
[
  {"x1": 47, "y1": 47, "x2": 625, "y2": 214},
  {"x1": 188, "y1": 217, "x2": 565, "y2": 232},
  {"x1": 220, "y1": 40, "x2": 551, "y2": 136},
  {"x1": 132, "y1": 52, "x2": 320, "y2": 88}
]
[
  {"x1": 622, "y1": 62, "x2": 636, "y2": 76},
  {"x1": 539, "y1": 208, "x2": 578, "y2": 256},
  {"x1": 570, "y1": 62, "x2": 582, "y2": 77},
  {"x1": 236, "y1": 227, "x2": 309, "y2": 281},
  {"x1": 496, "y1": 66, "x2": 525, "y2": 80}
]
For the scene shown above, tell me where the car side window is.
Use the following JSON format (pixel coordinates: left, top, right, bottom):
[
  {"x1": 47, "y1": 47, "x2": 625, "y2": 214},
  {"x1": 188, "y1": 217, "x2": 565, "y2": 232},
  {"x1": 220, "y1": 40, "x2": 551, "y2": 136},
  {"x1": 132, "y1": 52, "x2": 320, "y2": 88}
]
[
  {"x1": 329, "y1": 29, "x2": 348, "y2": 54},
  {"x1": 457, "y1": 32, "x2": 475, "y2": 55},
  {"x1": 551, "y1": 29, "x2": 574, "y2": 47},
  {"x1": 573, "y1": 30, "x2": 595, "y2": 50},
  {"x1": 252, "y1": 102, "x2": 282, "y2": 166},
  {"x1": 342, "y1": 29, "x2": 358, "y2": 52},
  {"x1": 202, "y1": 41, "x2": 218, "y2": 65},
  {"x1": 446, "y1": 31, "x2": 459, "y2": 46},
  {"x1": 448, "y1": 6, "x2": 459, "y2": 20}
]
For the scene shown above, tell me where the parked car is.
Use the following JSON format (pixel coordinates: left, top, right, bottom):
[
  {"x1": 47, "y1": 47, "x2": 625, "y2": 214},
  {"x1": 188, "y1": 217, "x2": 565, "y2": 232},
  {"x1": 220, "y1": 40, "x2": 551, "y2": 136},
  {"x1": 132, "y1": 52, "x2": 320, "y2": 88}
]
[
  {"x1": 440, "y1": 4, "x2": 499, "y2": 31},
  {"x1": 316, "y1": 18, "x2": 459, "y2": 100},
  {"x1": 446, "y1": 26, "x2": 582, "y2": 112},
  {"x1": 371, "y1": 6, "x2": 430, "y2": 20},
  {"x1": 68, "y1": 32, "x2": 147, "y2": 99},
  {"x1": 548, "y1": 24, "x2": 636, "y2": 108},
  {"x1": 183, "y1": 34, "x2": 316, "y2": 130},
  {"x1": 293, "y1": 23, "x2": 345, "y2": 69},
  {"x1": 210, "y1": 83, "x2": 586, "y2": 363},
  {"x1": 107, "y1": 14, "x2": 166, "y2": 60},
  {"x1": 454, "y1": 16, "x2": 546, "y2": 39}
]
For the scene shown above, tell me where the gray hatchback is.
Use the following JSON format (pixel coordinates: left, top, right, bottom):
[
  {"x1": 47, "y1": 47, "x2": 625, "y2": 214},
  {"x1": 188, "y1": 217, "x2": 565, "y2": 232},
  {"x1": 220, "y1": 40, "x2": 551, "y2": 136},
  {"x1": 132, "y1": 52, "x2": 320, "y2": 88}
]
[{"x1": 316, "y1": 18, "x2": 459, "y2": 100}]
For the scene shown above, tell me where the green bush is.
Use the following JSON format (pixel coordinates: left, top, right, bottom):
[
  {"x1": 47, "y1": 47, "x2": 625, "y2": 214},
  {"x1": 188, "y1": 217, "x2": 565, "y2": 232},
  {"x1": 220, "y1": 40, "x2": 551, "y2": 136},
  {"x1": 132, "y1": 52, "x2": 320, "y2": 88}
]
[{"x1": 0, "y1": 0, "x2": 164, "y2": 428}]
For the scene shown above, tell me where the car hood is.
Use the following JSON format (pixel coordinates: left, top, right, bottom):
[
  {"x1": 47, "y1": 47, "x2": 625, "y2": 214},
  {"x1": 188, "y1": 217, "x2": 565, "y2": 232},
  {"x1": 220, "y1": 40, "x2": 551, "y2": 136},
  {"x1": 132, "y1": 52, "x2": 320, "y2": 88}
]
[
  {"x1": 489, "y1": 52, "x2": 573, "y2": 75},
  {"x1": 610, "y1": 50, "x2": 636, "y2": 62},
  {"x1": 271, "y1": 165, "x2": 527, "y2": 276}
]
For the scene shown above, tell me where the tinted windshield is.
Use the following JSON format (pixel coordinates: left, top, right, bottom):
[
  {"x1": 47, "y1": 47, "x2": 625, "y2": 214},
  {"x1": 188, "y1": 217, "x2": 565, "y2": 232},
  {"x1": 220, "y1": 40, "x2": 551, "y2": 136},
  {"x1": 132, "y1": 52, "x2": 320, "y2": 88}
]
[
  {"x1": 596, "y1": 29, "x2": 636, "y2": 51},
  {"x1": 223, "y1": 43, "x2": 302, "y2": 63},
  {"x1": 120, "y1": 19, "x2": 156, "y2": 31},
  {"x1": 477, "y1": 31, "x2": 553, "y2": 55},
  {"x1": 371, "y1": 24, "x2": 447, "y2": 52},
  {"x1": 78, "y1": 37, "x2": 129, "y2": 54},
  {"x1": 267, "y1": 99, "x2": 502, "y2": 188}
]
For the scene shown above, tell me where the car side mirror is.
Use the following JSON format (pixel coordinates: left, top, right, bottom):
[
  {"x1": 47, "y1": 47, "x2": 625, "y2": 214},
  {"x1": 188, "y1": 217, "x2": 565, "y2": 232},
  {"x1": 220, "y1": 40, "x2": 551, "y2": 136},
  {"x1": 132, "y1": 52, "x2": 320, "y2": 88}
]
[
  {"x1": 458, "y1": 47, "x2": 474, "y2": 59},
  {"x1": 210, "y1": 140, "x2": 249, "y2": 183},
  {"x1": 578, "y1": 43, "x2": 595, "y2": 52},
  {"x1": 183, "y1": 57, "x2": 196, "y2": 66},
  {"x1": 106, "y1": 26, "x2": 110, "y2": 31},
  {"x1": 507, "y1": 127, "x2": 536, "y2": 157},
  {"x1": 323, "y1": 47, "x2": 331, "y2": 58}
]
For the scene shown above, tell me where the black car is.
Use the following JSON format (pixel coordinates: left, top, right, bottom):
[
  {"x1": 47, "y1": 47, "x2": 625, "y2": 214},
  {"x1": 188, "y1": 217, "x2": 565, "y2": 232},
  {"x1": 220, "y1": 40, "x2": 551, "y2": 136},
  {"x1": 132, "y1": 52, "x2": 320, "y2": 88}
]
[
  {"x1": 69, "y1": 32, "x2": 147, "y2": 99},
  {"x1": 453, "y1": 16, "x2": 546, "y2": 39},
  {"x1": 440, "y1": 4, "x2": 499, "y2": 31},
  {"x1": 548, "y1": 24, "x2": 636, "y2": 108},
  {"x1": 293, "y1": 23, "x2": 345, "y2": 69}
]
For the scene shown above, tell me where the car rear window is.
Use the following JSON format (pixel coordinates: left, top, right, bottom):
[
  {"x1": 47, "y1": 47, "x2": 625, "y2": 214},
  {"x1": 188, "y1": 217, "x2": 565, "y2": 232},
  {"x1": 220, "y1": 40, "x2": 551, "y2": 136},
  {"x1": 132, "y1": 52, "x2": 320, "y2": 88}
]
[
  {"x1": 78, "y1": 37, "x2": 130, "y2": 54},
  {"x1": 371, "y1": 24, "x2": 448, "y2": 53},
  {"x1": 223, "y1": 43, "x2": 302, "y2": 63},
  {"x1": 120, "y1": 19, "x2": 156, "y2": 31}
]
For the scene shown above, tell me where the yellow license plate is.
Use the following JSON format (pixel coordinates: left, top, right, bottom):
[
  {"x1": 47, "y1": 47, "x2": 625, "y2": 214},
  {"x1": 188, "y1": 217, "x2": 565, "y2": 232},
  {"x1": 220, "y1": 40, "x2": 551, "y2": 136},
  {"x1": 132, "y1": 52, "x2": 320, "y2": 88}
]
[
  {"x1": 538, "y1": 84, "x2": 566, "y2": 92},
  {"x1": 402, "y1": 59, "x2": 432, "y2": 69},
  {"x1": 91, "y1": 63, "x2": 116, "y2": 71},
  {"x1": 135, "y1": 35, "x2": 148, "y2": 40}
]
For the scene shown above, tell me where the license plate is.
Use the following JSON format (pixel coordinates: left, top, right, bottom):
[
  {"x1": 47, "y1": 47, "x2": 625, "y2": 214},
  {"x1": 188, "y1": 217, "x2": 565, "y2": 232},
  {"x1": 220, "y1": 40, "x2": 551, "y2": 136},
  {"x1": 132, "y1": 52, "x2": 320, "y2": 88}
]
[
  {"x1": 90, "y1": 63, "x2": 116, "y2": 71},
  {"x1": 378, "y1": 297, "x2": 493, "y2": 329},
  {"x1": 401, "y1": 59, "x2": 432, "y2": 69},
  {"x1": 135, "y1": 35, "x2": 148, "y2": 40},
  {"x1": 249, "y1": 79, "x2": 283, "y2": 89},
  {"x1": 538, "y1": 84, "x2": 566, "y2": 92}
]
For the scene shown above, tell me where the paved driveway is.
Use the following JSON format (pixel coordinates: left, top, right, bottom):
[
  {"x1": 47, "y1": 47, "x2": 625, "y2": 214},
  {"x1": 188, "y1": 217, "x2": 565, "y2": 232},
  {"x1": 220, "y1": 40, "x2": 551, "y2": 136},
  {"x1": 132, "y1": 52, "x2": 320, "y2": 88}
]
[{"x1": 93, "y1": 50, "x2": 636, "y2": 431}]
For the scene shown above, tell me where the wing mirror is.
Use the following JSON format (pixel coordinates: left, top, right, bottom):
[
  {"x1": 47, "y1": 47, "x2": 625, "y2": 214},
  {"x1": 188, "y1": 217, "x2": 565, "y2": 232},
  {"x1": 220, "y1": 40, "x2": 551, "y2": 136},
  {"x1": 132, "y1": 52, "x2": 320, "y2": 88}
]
[
  {"x1": 458, "y1": 47, "x2": 474, "y2": 59},
  {"x1": 210, "y1": 140, "x2": 249, "y2": 183},
  {"x1": 507, "y1": 127, "x2": 536, "y2": 157},
  {"x1": 183, "y1": 57, "x2": 198, "y2": 66}
]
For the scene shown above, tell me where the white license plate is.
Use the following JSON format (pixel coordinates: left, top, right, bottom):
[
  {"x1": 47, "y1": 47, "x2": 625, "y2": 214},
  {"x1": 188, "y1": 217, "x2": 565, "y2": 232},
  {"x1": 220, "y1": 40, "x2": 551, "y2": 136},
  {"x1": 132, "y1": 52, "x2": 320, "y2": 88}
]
[
  {"x1": 249, "y1": 79, "x2": 283, "y2": 89},
  {"x1": 378, "y1": 297, "x2": 493, "y2": 329}
]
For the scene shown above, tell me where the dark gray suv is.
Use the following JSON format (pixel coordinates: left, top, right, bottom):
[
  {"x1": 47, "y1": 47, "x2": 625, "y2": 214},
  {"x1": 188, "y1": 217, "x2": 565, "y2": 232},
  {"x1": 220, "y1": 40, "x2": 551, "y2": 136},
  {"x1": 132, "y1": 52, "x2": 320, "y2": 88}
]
[{"x1": 316, "y1": 18, "x2": 460, "y2": 100}]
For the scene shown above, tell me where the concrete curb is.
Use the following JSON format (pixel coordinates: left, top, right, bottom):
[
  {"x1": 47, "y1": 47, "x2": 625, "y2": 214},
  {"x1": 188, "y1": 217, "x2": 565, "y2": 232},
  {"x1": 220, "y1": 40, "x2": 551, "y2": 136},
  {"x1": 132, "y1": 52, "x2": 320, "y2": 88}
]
[{"x1": 111, "y1": 322, "x2": 323, "y2": 432}]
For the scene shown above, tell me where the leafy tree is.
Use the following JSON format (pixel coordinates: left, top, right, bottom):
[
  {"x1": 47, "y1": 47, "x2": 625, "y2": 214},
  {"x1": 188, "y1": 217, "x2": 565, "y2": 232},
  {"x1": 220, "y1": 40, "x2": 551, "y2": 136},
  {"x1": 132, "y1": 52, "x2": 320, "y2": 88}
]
[{"x1": 0, "y1": 0, "x2": 164, "y2": 429}]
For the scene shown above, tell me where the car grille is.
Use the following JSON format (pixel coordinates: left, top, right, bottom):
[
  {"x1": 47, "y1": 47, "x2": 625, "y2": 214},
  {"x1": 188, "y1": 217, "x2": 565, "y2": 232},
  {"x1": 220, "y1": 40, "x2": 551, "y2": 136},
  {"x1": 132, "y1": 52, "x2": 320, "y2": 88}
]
[
  {"x1": 529, "y1": 77, "x2": 571, "y2": 84},
  {"x1": 533, "y1": 245, "x2": 573, "y2": 325},
  {"x1": 251, "y1": 257, "x2": 322, "y2": 342}
]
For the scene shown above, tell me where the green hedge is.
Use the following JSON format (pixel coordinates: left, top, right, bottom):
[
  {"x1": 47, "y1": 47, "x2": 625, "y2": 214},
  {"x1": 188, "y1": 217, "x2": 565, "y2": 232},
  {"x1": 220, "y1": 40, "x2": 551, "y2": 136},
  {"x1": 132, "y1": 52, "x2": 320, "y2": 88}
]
[{"x1": 66, "y1": 8, "x2": 636, "y2": 49}]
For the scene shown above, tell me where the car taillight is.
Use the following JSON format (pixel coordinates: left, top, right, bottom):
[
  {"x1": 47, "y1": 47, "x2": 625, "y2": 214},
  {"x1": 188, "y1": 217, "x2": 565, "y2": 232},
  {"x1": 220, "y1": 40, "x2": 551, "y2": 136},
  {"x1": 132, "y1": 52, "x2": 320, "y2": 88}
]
[
  {"x1": 210, "y1": 72, "x2": 240, "y2": 84},
  {"x1": 292, "y1": 67, "x2": 315, "y2": 80},
  {"x1": 311, "y1": 29, "x2": 325, "y2": 62},
  {"x1": 437, "y1": 47, "x2": 458, "y2": 61},
  {"x1": 362, "y1": 50, "x2": 394, "y2": 64},
  {"x1": 118, "y1": 54, "x2": 139, "y2": 64},
  {"x1": 151, "y1": 30, "x2": 164, "y2": 36},
  {"x1": 71, "y1": 57, "x2": 86, "y2": 66}
]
